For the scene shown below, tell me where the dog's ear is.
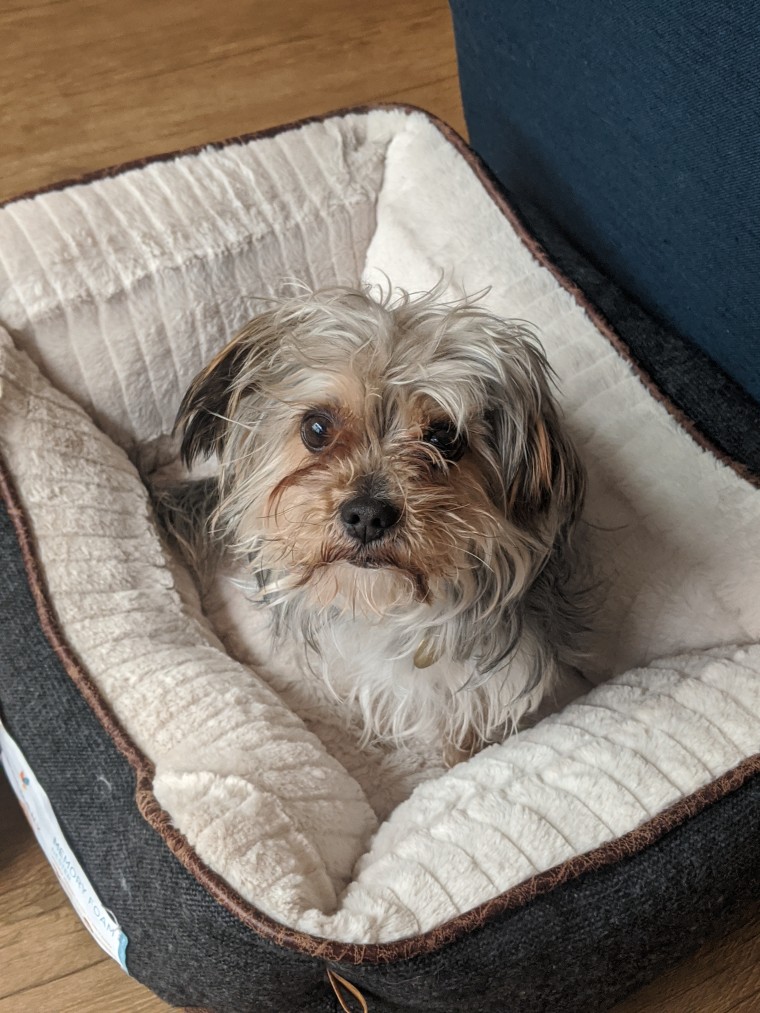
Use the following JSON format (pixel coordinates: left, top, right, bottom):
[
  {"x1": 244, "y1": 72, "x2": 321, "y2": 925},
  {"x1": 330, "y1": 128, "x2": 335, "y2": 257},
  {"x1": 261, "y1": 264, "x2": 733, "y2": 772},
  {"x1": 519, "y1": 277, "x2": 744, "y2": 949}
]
[
  {"x1": 174, "y1": 314, "x2": 281, "y2": 468},
  {"x1": 508, "y1": 404, "x2": 586, "y2": 527},
  {"x1": 485, "y1": 344, "x2": 585, "y2": 529},
  {"x1": 174, "y1": 336, "x2": 250, "y2": 467}
]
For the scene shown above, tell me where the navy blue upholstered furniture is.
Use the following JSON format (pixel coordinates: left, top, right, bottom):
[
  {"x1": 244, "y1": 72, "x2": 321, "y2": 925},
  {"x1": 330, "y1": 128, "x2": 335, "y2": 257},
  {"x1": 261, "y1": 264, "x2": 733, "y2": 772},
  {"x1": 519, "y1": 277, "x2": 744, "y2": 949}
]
[{"x1": 450, "y1": 0, "x2": 760, "y2": 404}]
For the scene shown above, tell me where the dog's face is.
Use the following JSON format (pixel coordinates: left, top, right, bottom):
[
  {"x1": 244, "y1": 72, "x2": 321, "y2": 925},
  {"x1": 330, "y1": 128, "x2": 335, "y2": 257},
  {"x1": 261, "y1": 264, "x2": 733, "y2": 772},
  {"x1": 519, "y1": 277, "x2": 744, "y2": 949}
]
[{"x1": 176, "y1": 289, "x2": 584, "y2": 650}]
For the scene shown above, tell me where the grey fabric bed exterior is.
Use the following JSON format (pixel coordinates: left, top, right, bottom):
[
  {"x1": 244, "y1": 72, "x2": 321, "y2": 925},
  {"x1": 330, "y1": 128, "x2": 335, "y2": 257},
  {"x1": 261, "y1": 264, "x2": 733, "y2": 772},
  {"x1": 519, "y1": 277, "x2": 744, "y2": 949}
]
[{"x1": 1, "y1": 106, "x2": 759, "y2": 1012}]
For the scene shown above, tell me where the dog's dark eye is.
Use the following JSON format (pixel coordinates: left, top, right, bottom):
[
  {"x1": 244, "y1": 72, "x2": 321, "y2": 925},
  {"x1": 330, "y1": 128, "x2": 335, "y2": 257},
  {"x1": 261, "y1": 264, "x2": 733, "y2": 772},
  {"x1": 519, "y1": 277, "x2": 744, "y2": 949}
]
[
  {"x1": 423, "y1": 422, "x2": 467, "y2": 462},
  {"x1": 300, "y1": 411, "x2": 334, "y2": 452}
]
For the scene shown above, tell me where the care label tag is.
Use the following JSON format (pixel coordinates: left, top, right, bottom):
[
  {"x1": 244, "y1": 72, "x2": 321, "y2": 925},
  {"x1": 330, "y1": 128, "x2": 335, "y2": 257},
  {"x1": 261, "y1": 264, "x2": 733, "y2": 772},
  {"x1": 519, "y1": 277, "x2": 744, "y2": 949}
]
[{"x1": 0, "y1": 717, "x2": 129, "y2": 972}]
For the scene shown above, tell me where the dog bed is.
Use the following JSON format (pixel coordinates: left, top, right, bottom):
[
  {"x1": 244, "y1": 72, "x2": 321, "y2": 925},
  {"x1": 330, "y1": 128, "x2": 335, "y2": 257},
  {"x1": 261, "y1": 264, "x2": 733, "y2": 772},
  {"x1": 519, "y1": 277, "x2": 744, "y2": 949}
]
[{"x1": 1, "y1": 106, "x2": 759, "y2": 1013}]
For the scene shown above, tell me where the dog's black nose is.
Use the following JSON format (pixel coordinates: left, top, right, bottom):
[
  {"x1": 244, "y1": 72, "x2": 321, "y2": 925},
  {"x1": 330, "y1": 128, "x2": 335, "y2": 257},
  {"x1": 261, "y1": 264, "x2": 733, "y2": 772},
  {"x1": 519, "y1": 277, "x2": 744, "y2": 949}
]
[{"x1": 340, "y1": 496, "x2": 400, "y2": 544}]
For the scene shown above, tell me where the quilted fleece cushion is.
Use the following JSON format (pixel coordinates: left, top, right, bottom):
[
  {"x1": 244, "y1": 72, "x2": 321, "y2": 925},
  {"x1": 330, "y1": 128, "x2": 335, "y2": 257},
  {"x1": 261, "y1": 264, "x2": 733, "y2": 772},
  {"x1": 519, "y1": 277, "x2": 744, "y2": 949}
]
[{"x1": 0, "y1": 107, "x2": 759, "y2": 944}]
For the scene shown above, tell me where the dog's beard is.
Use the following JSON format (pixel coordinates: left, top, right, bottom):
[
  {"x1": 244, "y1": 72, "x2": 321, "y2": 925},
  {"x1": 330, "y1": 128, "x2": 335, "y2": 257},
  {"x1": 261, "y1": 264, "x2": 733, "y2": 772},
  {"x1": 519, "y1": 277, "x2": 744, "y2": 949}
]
[
  {"x1": 293, "y1": 561, "x2": 429, "y2": 615},
  {"x1": 223, "y1": 461, "x2": 550, "y2": 684},
  {"x1": 238, "y1": 520, "x2": 457, "y2": 620}
]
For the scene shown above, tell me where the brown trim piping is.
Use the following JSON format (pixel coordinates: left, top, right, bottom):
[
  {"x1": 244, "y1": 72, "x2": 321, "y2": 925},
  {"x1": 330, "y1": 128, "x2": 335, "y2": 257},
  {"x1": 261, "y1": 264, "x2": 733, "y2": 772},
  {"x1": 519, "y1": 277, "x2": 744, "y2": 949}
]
[{"x1": 1, "y1": 104, "x2": 759, "y2": 967}]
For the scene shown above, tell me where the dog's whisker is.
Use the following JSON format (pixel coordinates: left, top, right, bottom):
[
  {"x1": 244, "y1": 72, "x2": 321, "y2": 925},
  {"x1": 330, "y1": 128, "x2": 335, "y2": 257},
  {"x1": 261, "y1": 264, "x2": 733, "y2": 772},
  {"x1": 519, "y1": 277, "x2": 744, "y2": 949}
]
[{"x1": 204, "y1": 409, "x2": 257, "y2": 432}]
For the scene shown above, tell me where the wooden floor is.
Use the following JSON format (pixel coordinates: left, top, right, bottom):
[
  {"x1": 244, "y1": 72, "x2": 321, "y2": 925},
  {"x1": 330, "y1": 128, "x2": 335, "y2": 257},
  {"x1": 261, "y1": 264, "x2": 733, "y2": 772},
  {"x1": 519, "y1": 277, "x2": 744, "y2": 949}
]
[{"x1": 1, "y1": 1, "x2": 758, "y2": 1010}]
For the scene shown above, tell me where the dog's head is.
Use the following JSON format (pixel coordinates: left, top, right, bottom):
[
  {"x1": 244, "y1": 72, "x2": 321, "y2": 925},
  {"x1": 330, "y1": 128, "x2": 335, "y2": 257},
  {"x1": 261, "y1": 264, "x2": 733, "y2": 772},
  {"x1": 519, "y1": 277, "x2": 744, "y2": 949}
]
[{"x1": 176, "y1": 287, "x2": 585, "y2": 659}]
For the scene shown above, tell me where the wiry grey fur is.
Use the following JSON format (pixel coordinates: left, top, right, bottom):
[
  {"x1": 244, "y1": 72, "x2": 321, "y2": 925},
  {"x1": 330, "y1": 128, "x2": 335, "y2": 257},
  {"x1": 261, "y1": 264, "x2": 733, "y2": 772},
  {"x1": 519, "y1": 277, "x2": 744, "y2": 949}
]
[{"x1": 167, "y1": 285, "x2": 590, "y2": 752}]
